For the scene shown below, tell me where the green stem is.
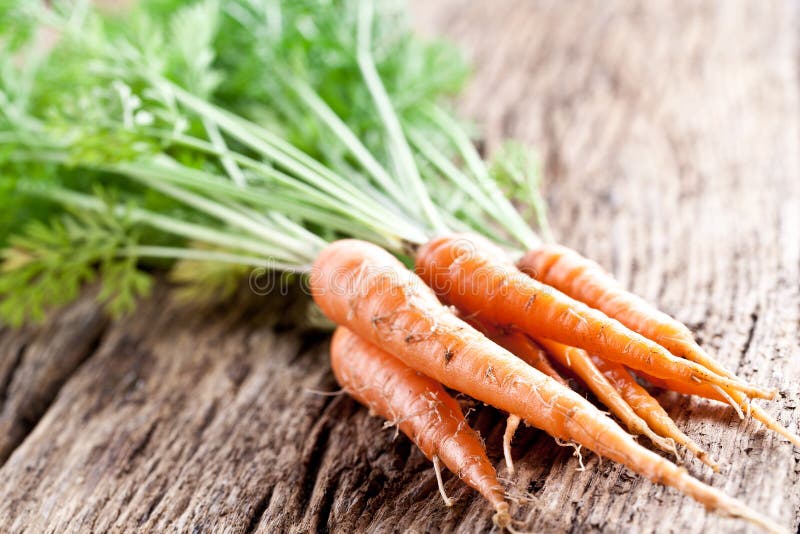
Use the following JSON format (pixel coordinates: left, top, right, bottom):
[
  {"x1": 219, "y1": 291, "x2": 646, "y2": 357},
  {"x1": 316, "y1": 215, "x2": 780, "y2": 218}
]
[
  {"x1": 18, "y1": 182, "x2": 309, "y2": 264},
  {"x1": 167, "y1": 84, "x2": 428, "y2": 244},
  {"x1": 124, "y1": 245, "x2": 309, "y2": 273},
  {"x1": 356, "y1": 0, "x2": 448, "y2": 234},
  {"x1": 282, "y1": 74, "x2": 408, "y2": 205},
  {"x1": 154, "y1": 130, "x2": 399, "y2": 229},
  {"x1": 117, "y1": 165, "x2": 317, "y2": 262},
  {"x1": 408, "y1": 128, "x2": 510, "y2": 233},
  {"x1": 165, "y1": 83, "x2": 407, "y2": 222},
  {"x1": 202, "y1": 116, "x2": 247, "y2": 187},
  {"x1": 425, "y1": 105, "x2": 541, "y2": 249}
]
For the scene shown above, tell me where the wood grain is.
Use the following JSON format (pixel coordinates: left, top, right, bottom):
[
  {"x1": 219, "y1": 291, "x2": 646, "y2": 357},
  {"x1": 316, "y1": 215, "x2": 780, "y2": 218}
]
[{"x1": 1, "y1": 1, "x2": 799, "y2": 532}]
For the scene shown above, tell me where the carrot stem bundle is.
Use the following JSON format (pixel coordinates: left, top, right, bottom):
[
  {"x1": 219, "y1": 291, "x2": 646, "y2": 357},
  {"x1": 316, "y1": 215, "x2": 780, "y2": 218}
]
[
  {"x1": 517, "y1": 244, "x2": 775, "y2": 396},
  {"x1": 414, "y1": 234, "x2": 771, "y2": 401},
  {"x1": 330, "y1": 326, "x2": 510, "y2": 526},
  {"x1": 313, "y1": 239, "x2": 783, "y2": 532}
]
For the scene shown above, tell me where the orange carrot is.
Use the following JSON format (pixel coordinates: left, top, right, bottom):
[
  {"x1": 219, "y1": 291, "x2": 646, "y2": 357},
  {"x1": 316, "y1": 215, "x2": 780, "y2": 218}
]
[
  {"x1": 466, "y1": 319, "x2": 567, "y2": 386},
  {"x1": 311, "y1": 239, "x2": 783, "y2": 531},
  {"x1": 588, "y1": 355, "x2": 719, "y2": 471},
  {"x1": 517, "y1": 244, "x2": 792, "y2": 449},
  {"x1": 517, "y1": 244, "x2": 771, "y2": 393},
  {"x1": 466, "y1": 319, "x2": 566, "y2": 473},
  {"x1": 535, "y1": 338, "x2": 676, "y2": 455},
  {"x1": 414, "y1": 233, "x2": 772, "y2": 401},
  {"x1": 640, "y1": 371, "x2": 800, "y2": 448},
  {"x1": 330, "y1": 326, "x2": 510, "y2": 525}
]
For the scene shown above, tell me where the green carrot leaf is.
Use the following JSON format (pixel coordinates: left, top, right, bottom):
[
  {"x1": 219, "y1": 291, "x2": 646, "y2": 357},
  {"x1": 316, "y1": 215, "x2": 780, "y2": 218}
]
[{"x1": 490, "y1": 141, "x2": 553, "y2": 242}]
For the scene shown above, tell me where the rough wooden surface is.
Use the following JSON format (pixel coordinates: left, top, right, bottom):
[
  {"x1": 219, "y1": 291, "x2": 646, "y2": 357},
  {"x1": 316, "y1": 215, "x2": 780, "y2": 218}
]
[{"x1": 1, "y1": 1, "x2": 799, "y2": 532}]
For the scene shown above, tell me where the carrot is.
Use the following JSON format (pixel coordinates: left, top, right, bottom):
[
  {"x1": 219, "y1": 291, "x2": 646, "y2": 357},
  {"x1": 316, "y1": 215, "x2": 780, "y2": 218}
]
[
  {"x1": 535, "y1": 338, "x2": 677, "y2": 456},
  {"x1": 312, "y1": 239, "x2": 784, "y2": 532},
  {"x1": 465, "y1": 319, "x2": 567, "y2": 474},
  {"x1": 517, "y1": 244, "x2": 773, "y2": 396},
  {"x1": 640, "y1": 371, "x2": 800, "y2": 449},
  {"x1": 330, "y1": 326, "x2": 511, "y2": 526},
  {"x1": 466, "y1": 319, "x2": 567, "y2": 386},
  {"x1": 414, "y1": 233, "x2": 773, "y2": 401},
  {"x1": 588, "y1": 355, "x2": 719, "y2": 471}
]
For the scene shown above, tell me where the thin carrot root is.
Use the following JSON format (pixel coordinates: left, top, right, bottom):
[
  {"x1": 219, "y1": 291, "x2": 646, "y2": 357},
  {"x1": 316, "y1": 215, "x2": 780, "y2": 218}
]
[
  {"x1": 492, "y1": 502, "x2": 512, "y2": 530},
  {"x1": 416, "y1": 234, "x2": 771, "y2": 401},
  {"x1": 555, "y1": 438, "x2": 588, "y2": 471},
  {"x1": 685, "y1": 441, "x2": 720, "y2": 473},
  {"x1": 712, "y1": 384, "x2": 745, "y2": 419},
  {"x1": 748, "y1": 404, "x2": 800, "y2": 449},
  {"x1": 643, "y1": 371, "x2": 800, "y2": 449},
  {"x1": 328, "y1": 325, "x2": 508, "y2": 514},
  {"x1": 589, "y1": 355, "x2": 720, "y2": 472},
  {"x1": 503, "y1": 415, "x2": 521, "y2": 475},
  {"x1": 314, "y1": 240, "x2": 783, "y2": 531},
  {"x1": 501, "y1": 483, "x2": 539, "y2": 505},
  {"x1": 679, "y1": 475, "x2": 788, "y2": 534},
  {"x1": 517, "y1": 243, "x2": 778, "y2": 400},
  {"x1": 537, "y1": 338, "x2": 677, "y2": 456},
  {"x1": 433, "y1": 455, "x2": 453, "y2": 507}
]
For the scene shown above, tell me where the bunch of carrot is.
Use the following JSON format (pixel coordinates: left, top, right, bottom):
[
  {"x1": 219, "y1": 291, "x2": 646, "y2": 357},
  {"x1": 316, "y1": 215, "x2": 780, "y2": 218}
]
[
  {"x1": 1, "y1": 1, "x2": 797, "y2": 531},
  {"x1": 315, "y1": 233, "x2": 793, "y2": 532}
]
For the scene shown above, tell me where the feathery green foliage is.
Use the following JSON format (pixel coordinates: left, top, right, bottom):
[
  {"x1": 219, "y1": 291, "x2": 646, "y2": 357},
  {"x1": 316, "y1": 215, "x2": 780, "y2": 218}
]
[
  {"x1": 0, "y1": 0, "x2": 548, "y2": 325},
  {"x1": 0, "y1": 200, "x2": 151, "y2": 326}
]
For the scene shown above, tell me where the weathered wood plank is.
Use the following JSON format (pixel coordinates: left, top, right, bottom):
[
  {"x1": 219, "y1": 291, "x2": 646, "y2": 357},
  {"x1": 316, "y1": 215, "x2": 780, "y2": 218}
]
[
  {"x1": 0, "y1": 290, "x2": 333, "y2": 533},
  {"x1": 0, "y1": 292, "x2": 106, "y2": 463},
  {"x1": 0, "y1": 1, "x2": 798, "y2": 533}
]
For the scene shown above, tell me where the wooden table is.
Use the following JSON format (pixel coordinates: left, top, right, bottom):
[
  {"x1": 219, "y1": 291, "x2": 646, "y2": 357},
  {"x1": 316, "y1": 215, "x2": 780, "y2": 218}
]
[{"x1": 1, "y1": 1, "x2": 798, "y2": 532}]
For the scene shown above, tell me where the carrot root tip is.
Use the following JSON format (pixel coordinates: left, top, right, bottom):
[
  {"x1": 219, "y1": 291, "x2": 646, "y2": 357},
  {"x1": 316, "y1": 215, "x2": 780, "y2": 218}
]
[
  {"x1": 503, "y1": 415, "x2": 521, "y2": 476},
  {"x1": 761, "y1": 387, "x2": 779, "y2": 401},
  {"x1": 555, "y1": 438, "x2": 587, "y2": 471},
  {"x1": 492, "y1": 503, "x2": 512, "y2": 530},
  {"x1": 711, "y1": 385, "x2": 745, "y2": 419},
  {"x1": 495, "y1": 508, "x2": 537, "y2": 534},
  {"x1": 432, "y1": 456, "x2": 453, "y2": 507},
  {"x1": 728, "y1": 504, "x2": 789, "y2": 534},
  {"x1": 695, "y1": 450, "x2": 720, "y2": 473}
]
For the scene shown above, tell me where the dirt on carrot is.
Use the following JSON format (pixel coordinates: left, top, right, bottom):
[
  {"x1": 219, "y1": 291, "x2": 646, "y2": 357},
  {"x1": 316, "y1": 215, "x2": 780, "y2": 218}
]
[
  {"x1": 464, "y1": 319, "x2": 566, "y2": 473},
  {"x1": 466, "y1": 319, "x2": 567, "y2": 386}
]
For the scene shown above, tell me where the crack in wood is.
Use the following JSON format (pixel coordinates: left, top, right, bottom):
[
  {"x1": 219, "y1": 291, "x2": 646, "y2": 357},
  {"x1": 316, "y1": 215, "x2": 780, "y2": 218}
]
[
  {"x1": 299, "y1": 400, "x2": 338, "y2": 511},
  {"x1": 0, "y1": 312, "x2": 108, "y2": 466},
  {"x1": 244, "y1": 482, "x2": 274, "y2": 534},
  {"x1": 736, "y1": 308, "x2": 760, "y2": 375},
  {"x1": 0, "y1": 343, "x2": 26, "y2": 415},
  {"x1": 138, "y1": 487, "x2": 168, "y2": 526}
]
